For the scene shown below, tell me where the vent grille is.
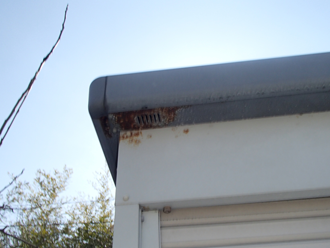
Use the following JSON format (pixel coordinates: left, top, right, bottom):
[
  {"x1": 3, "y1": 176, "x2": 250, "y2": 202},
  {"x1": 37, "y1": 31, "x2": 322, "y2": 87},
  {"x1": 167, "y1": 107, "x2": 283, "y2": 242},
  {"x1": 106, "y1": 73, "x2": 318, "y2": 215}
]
[
  {"x1": 135, "y1": 113, "x2": 162, "y2": 127},
  {"x1": 113, "y1": 106, "x2": 183, "y2": 131}
]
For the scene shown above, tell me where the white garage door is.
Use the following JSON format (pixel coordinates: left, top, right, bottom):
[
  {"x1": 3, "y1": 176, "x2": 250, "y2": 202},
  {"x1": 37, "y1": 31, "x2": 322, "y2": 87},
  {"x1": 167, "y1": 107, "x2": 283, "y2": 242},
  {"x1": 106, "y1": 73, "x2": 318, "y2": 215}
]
[{"x1": 160, "y1": 198, "x2": 330, "y2": 248}]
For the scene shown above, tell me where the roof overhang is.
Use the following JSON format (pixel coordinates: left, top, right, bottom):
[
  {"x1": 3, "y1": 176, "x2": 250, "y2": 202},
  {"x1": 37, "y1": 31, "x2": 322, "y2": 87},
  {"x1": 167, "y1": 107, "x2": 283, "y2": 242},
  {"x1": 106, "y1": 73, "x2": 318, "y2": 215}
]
[{"x1": 89, "y1": 52, "x2": 330, "y2": 184}]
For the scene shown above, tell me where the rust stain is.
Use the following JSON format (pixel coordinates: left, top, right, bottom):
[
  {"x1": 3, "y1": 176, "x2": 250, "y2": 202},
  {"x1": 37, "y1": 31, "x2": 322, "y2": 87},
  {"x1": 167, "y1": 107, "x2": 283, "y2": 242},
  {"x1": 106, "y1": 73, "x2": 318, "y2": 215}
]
[
  {"x1": 183, "y1": 129, "x2": 189, "y2": 134},
  {"x1": 100, "y1": 116, "x2": 111, "y2": 137},
  {"x1": 141, "y1": 206, "x2": 150, "y2": 212},
  {"x1": 120, "y1": 131, "x2": 142, "y2": 140},
  {"x1": 147, "y1": 134, "x2": 152, "y2": 139},
  {"x1": 113, "y1": 106, "x2": 188, "y2": 131},
  {"x1": 120, "y1": 131, "x2": 142, "y2": 146}
]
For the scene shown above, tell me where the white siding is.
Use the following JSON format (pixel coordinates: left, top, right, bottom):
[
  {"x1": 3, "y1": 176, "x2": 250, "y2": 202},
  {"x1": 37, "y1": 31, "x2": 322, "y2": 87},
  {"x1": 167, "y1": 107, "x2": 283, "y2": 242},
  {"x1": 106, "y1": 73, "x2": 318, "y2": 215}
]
[{"x1": 116, "y1": 111, "x2": 330, "y2": 209}]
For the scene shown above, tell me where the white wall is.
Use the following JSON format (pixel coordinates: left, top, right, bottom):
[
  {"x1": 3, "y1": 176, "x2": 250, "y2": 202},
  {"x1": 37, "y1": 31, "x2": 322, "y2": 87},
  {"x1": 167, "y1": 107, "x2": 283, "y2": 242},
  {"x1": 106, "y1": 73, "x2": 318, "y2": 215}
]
[{"x1": 115, "y1": 111, "x2": 330, "y2": 209}]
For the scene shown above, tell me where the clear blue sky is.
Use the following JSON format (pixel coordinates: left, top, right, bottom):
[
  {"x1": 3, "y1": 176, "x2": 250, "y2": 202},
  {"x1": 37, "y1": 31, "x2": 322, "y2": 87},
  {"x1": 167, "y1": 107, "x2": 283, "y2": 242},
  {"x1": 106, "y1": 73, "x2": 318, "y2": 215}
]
[{"x1": 1, "y1": 0, "x2": 330, "y2": 197}]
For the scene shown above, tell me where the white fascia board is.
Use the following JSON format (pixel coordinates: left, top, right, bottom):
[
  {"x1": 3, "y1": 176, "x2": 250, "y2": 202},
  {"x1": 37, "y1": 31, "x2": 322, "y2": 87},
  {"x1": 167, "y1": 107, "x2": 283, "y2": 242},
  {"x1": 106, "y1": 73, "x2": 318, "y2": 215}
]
[{"x1": 115, "y1": 111, "x2": 330, "y2": 209}]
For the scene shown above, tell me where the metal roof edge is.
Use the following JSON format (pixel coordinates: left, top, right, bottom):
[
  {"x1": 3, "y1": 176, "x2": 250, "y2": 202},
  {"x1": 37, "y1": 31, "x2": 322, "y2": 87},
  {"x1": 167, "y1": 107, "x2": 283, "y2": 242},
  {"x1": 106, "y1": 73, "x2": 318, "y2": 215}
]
[
  {"x1": 104, "y1": 52, "x2": 330, "y2": 114},
  {"x1": 89, "y1": 77, "x2": 119, "y2": 182},
  {"x1": 88, "y1": 52, "x2": 330, "y2": 183},
  {"x1": 88, "y1": 76, "x2": 107, "y2": 118}
]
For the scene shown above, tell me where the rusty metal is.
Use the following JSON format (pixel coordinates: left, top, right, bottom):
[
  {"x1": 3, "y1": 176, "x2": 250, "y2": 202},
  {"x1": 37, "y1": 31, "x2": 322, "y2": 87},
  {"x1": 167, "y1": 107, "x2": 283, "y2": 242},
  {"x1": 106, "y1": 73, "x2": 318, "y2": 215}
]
[
  {"x1": 113, "y1": 106, "x2": 186, "y2": 131},
  {"x1": 183, "y1": 129, "x2": 189, "y2": 134},
  {"x1": 100, "y1": 116, "x2": 111, "y2": 137},
  {"x1": 163, "y1": 206, "x2": 172, "y2": 214},
  {"x1": 120, "y1": 131, "x2": 142, "y2": 145},
  {"x1": 141, "y1": 206, "x2": 150, "y2": 212}
]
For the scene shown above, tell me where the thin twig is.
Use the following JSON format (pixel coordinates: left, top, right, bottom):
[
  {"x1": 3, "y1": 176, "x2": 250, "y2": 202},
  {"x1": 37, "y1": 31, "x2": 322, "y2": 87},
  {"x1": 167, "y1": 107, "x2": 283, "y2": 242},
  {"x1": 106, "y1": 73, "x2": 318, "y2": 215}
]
[
  {"x1": 0, "y1": 203, "x2": 13, "y2": 212},
  {"x1": 0, "y1": 204, "x2": 13, "y2": 223},
  {"x1": 0, "y1": 169, "x2": 24, "y2": 194},
  {"x1": 0, "y1": 4, "x2": 69, "y2": 147},
  {"x1": 0, "y1": 226, "x2": 38, "y2": 248}
]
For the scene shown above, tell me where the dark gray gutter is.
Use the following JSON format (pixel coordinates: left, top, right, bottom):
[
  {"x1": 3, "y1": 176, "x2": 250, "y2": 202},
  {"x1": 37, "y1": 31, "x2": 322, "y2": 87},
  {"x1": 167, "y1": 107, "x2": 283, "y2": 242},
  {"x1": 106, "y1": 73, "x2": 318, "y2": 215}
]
[{"x1": 89, "y1": 52, "x2": 330, "y2": 184}]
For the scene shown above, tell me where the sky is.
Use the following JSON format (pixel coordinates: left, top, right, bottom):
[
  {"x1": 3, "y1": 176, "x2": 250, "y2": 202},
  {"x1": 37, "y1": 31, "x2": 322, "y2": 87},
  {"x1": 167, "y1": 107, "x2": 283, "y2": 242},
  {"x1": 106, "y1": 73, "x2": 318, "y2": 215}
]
[{"x1": 1, "y1": 0, "x2": 330, "y2": 199}]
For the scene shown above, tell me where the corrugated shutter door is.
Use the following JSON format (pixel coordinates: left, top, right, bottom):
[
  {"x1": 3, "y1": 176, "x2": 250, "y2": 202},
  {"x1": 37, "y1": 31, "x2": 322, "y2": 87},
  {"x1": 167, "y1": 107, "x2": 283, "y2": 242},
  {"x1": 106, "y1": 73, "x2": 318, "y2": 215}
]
[{"x1": 160, "y1": 198, "x2": 330, "y2": 248}]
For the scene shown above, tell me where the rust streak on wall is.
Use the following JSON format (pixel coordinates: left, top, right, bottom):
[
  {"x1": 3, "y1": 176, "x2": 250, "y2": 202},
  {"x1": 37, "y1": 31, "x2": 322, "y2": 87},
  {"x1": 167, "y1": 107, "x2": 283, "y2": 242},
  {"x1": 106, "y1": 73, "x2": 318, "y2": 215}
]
[{"x1": 120, "y1": 131, "x2": 142, "y2": 146}]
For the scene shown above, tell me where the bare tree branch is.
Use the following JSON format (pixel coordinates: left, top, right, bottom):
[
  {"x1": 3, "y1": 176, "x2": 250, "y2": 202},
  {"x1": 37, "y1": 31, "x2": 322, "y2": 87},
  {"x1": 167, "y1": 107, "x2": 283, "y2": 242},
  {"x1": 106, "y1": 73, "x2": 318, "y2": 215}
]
[
  {"x1": 0, "y1": 203, "x2": 13, "y2": 213},
  {"x1": 0, "y1": 226, "x2": 38, "y2": 248},
  {"x1": 1, "y1": 169, "x2": 24, "y2": 224},
  {"x1": 0, "y1": 203, "x2": 13, "y2": 224},
  {"x1": 0, "y1": 169, "x2": 24, "y2": 194},
  {"x1": 0, "y1": 4, "x2": 69, "y2": 147}
]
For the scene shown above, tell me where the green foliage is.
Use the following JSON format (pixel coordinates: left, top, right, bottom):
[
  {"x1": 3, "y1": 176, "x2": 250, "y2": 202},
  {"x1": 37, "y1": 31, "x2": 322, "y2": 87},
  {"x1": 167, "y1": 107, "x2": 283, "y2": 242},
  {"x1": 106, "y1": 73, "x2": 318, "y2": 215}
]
[
  {"x1": 64, "y1": 168, "x2": 113, "y2": 247},
  {"x1": 0, "y1": 166, "x2": 113, "y2": 248}
]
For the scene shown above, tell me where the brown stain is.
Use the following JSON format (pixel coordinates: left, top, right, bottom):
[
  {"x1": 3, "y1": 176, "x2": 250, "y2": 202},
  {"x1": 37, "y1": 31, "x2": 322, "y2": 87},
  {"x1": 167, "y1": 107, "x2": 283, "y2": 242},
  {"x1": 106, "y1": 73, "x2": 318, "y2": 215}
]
[
  {"x1": 147, "y1": 134, "x2": 152, "y2": 139},
  {"x1": 183, "y1": 129, "x2": 189, "y2": 134},
  {"x1": 100, "y1": 116, "x2": 111, "y2": 137},
  {"x1": 120, "y1": 131, "x2": 142, "y2": 146},
  {"x1": 175, "y1": 135, "x2": 178, "y2": 138},
  {"x1": 141, "y1": 206, "x2": 150, "y2": 212},
  {"x1": 113, "y1": 106, "x2": 189, "y2": 131}
]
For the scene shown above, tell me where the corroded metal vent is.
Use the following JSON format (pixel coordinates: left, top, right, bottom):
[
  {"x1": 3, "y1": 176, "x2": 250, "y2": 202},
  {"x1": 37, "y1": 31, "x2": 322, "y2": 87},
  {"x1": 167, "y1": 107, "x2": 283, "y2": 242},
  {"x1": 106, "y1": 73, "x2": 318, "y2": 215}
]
[
  {"x1": 135, "y1": 113, "x2": 162, "y2": 127},
  {"x1": 111, "y1": 107, "x2": 184, "y2": 131}
]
